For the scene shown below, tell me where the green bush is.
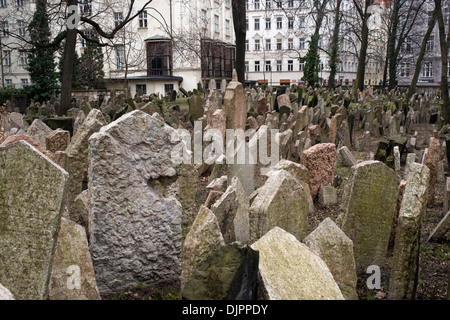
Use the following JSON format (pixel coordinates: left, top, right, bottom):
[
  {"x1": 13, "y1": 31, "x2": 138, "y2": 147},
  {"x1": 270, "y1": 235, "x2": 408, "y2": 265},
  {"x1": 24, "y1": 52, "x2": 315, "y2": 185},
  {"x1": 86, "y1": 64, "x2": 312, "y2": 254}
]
[{"x1": 0, "y1": 86, "x2": 32, "y2": 106}]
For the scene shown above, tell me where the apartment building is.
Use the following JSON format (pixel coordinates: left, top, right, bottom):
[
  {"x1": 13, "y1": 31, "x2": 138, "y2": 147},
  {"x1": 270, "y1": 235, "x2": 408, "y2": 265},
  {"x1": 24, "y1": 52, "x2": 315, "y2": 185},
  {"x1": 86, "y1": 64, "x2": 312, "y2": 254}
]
[
  {"x1": 397, "y1": 0, "x2": 450, "y2": 87},
  {"x1": 244, "y1": 0, "x2": 359, "y2": 87}
]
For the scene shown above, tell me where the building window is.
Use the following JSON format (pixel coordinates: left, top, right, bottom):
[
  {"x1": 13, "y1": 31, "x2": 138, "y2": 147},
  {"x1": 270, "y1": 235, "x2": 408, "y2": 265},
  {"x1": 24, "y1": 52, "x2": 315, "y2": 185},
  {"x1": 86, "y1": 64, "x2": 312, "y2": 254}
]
[
  {"x1": 254, "y1": 18, "x2": 260, "y2": 30},
  {"x1": 276, "y1": 17, "x2": 282, "y2": 29},
  {"x1": 277, "y1": 60, "x2": 282, "y2": 71},
  {"x1": 79, "y1": 0, "x2": 92, "y2": 15},
  {"x1": 276, "y1": 38, "x2": 282, "y2": 50},
  {"x1": 255, "y1": 0, "x2": 260, "y2": 9},
  {"x1": 400, "y1": 63, "x2": 410, "y2": 77},
  {"x1": 114, "y1": 12, "x2": 123, "y2": 28},
  {"x1": 405, "y1": 37, "x2": 412, "y2": 53},
  {"x1": 148, "y1": 40, "x2": 173, "y2": 76},
  {"x1": 16, "y1": 0, "x2": 23, "y2": 6},
  {"x1": 115, "y1": 46, "x2": 125, "y2": 70},
  {"x1": 5, "y1": 79, "x2": 12, "y2": 87},
  {"x1": 265, "y1": 39, "x2": 271, "y2": 50},
  {"x1": 3, "y1": 50, "x2": 11, "y2": 66},
  {"x1": 265, "y1": 60, "x2": 271, "y2": 72},
  {"x1": 255, "y1": 60, "x2": 260, "y2": 72},
  {"x1": 255, "y1": 39, "x2": 260, "y2": 51},
  {"x1": 265, "y1": 18, "x2": 271, "y2": 30},
  {"x1": 214, "y1": 15, "x2": 219, "y2": 33},
  {"x1": 225, "y1": 0, "x2": 230, "y2": 8},
  {"x1": 225, "y1": 19, "x2": 230, "y2": 36},
  {"x1": 201, "y1": 10, "x2": 207, "y2": 29},
  {"x1": 165, "y1": 84, "x2": 174, "y2": 95},
  {"x1": 21, "y1": 79, "x2": 28, "y2": 87},
  {"x1": 19, "y1": 51, "x2": 27, "y2": 66},
  {"x1": 277, "y1": 1, "x2": 282, "y2": 8},
  {"x1": 288, "y1": 38, "x2": 293, "y2": 49},
  {"x1": 299, "y1": 16, "x2": 306, "y2": 28},
  {"x1": 136, "y1": 84, "x2": 147, "y2": 95},
  {"x1": 139, "y1": 11, "x2": 148, "y2": 28},
  {"x1": 299, "y1": 62, "x2": 305, "y2": 71},
  {"x1": 246, "y1": 18, "x2": 249, "y2": 30},
  {"x1": 246, "y1": 0, "x2": 249, "y2": 10},
  {"x1": 299, "y1": 0, "x2": 306, "y2": 6},
  {"x1": 1, "y1": 21, "x2": 8, "y2": 37},
  {"x1": 288, "y1": 60, "x2": 293, "y2": 71},
  {"x1": 266, "y1": 0, "x2": 271, "y2": 8},
  {"x1": 0, "y1": 0, "x2": 6, "y2": 8},
  {"x1": 422, "y1": 62, "x2": 432, "y2": 77},
  {"x1": 299, "y1": 37, "x2": 305, "y2": 49},
  {"x1": 288, "y1": 0, "x2": 294, "y2": 7},
  {"x1": 288, "y1": 16, "x2": 294, "y2": 29},
  {"x1": 245, "y1": 40, "x2": 249, "y2": 51},
  {"x1": 426, "y1": 35, "x2": 434, "y2": 51},
  {"x1": 17, "y1": 20, "x2": 25, "y2": 36},
  {"x1": 245, "y1": 61, "x2": 249, "y2": 72}
]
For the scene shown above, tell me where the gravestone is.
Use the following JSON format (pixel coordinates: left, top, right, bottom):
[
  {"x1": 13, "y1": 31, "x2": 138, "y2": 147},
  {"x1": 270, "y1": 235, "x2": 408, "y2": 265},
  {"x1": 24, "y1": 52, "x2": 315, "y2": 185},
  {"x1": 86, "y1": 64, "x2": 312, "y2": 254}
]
[
  {"x1": 26, "y1": 118, "x2": 53, "y2": 147},
  {"x1": 301, "y1": 143, "x2": 337, "y2": 198},
  {"x1": 0, "y1": 140, "x2": 68, "y2": 299},
  {"x1": 180, "y1": 206, "x2": 224, "y2": 292},
  {"x1": 389, "y1": 163, "x2": 430, "y2": 300},
  {"x1": 251, "y1": 227, "x2": 344, "y2": 300},
  {"x1": 46, "y1": 129, "x2": 70, "y2": 153},
  {"x1": 303, "y1": 218, "x2": 358, "y2": 300},
  {"x1": 337, "y1": 160, "x2": 400, "y2": 273},
  {"x1": 49, "y1": 218, "x2": 101, "y2": 300},
  {"x1": 88, "y1": 111, "x2": 183, "y2": 296},
  {"x1": 249, "y1": 170, "x2": 310, "y2": 242},
  {"x1": 425, "y1": 137, "x2": 441, "y2": 205},
  {"x1": 223, "y1": 70, "x2": 246, "y2": 131}
]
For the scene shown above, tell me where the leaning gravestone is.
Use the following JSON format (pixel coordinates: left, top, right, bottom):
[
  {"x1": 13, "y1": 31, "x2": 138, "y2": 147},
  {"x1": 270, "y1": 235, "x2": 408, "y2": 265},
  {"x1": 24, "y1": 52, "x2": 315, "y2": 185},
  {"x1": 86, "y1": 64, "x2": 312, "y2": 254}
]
[
  {"x1": 337, "y1": 160, "x2": 400, "y2": 273},
  {"x1": 26, "y1": 118, "x2": 53, "y2": 147},
  {"x1": 0, "y1": 140, "x2": 68, "y2": 299},
  {"x1": 88, "y1": 110, "x2": 183, "y2": 296},
  {"x1": 66, "y1": 109, "x2": 106, "y2": 222},
  {"x1": 389, "y1": 163, "x2": 430, "y2": 300},
  {"x1": 49, "y1": 218, "x2": 101, "y2": 300},
  {"x1": 303, "y1": 218, "x2": 358, "y2": 300},
  {"x1": 249, "y1": 169, "x2": 310, "y2": 242},
  {"x1": 251, "y1": 227, "x2": 344, "y2": 300}
]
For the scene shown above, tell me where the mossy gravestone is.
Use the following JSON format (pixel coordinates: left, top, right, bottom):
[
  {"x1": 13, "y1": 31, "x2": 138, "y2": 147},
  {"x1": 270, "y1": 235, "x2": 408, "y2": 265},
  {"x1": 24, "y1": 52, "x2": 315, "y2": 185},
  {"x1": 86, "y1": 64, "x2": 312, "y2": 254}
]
[
  {"x1": 337, "y1": 161, "x2": 400, "y2": 274},
  {"x1": 0, "y1": 141, "x2": 68, "y2": 300}
]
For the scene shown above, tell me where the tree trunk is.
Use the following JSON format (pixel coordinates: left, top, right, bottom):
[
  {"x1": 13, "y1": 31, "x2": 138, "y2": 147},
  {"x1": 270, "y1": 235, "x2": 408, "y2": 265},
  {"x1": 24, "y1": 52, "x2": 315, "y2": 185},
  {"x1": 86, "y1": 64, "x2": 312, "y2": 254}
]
[
  {"x1": 354, "y1": 12, "x2": 370, "y2": 97},
  {"x1": 59, "y1": 0, "x2": 78, "y2": 116},
  {"x1": 435, "y1": 0, "x2": 450, "y2": 124},
  {"x1": 406, "y1": 8, "x2": 436, "y2": 102},
  {"x1": 328, "y1": 0, "x2": 342, "y2": 88},
  {"x1": 387, "y1": 0, "x2": 400, "y2": 90},
  {"x1": 232, "y1": 0, "x2": 246, "y2": 84}
]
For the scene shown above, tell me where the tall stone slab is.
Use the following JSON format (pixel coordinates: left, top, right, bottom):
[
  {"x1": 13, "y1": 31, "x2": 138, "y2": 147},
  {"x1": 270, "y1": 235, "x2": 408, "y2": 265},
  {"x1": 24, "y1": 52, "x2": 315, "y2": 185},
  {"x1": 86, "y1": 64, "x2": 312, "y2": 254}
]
[
  {"x1": 211, "y1": 177, "x2": 250, "y2": 244},
  {"x1": 251, "y1": 227, "x2": 344, "y2": 300},
  {"x1": 49, "y1": 218, "x2": 101, "y2": 300},
  {"x1": 337, "y1": 160, "x2": 400, "y2": 273},
  {"x1": 0, "y1": 141, "x2": 68, "y2": 300},
  {"x1": 425, "y1": 137, "x2": 441, "y2": 205},
  {"x1": 301, "y1": 143, "x2": 337, "y2": 198},
  {"x1": 303, "y1": 218, "x2": 358, "y2": 300},
  {"x1": 223, "y1": 70, "x2": 247, "y2": 132},
  {"x1": 26, "y1": 118, "x2": 53, "y2": 147},
  {"x1": 180, "y1": 206, "x2": 224, "y2": 292},
  {"x1": 66, "y1": 109, "x2": 106, "y2": 221},
  {"x1": 249, "y1": 170, "x2": 310, "y2": 242},
  {"x1": 389, "y1": 163, "x2": 430, "y2": 300},
  {"x1": 88, "y1": 110, "x2": 182, "y2": 296}
]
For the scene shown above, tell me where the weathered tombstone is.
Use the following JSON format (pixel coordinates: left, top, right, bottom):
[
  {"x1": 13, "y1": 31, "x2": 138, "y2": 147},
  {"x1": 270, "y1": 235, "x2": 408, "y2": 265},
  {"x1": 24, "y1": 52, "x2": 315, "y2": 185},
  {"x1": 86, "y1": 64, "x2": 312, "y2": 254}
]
[
  {"x1": 338, "y1": 146, "x2": 357, "y2": 167},
  {"x1": 88, "y1": 111, "x2": 183, "y2": 296},
  {"x1": 249, "y1": 170, "x2": 310, "y2": 242},
  {"x1": 223, "y1": 70, "x2": 246, "y2": 131},
  {"x1": 389, "y1": 163, "x2": 430, "y2": 300},
  {"x1": 251, "y1": 227, "x2": 344, "y2": 300},
  {"x1": 49, "y1": 218, "x2": 101, "y2": 300},
  {"x1": 188, "y1": 93, "x2": 204, "y2": 122},
  {"x1": 211, "y1": 177, "x2": 250, "y2": 244},
  {"x1": 394, "y1": 146, "x2": 401, "y2": 171},
  {"x1": 45, "y1": 129, "x2": 70, "y2": 153},
  {"x1": 318, "y1": 184, "x2": 337, "y2": 206},
  {"x1": 26, "y1": 118, "x2": 53, "y2": 147},
  {"x1": 337, "y1": 160, "x2": 400, "y2": 273},
  {"x1": 301, "y1": 143, "x2": 337, "y2": 198},
  {"x1": 303, "y1": 218, "x2": 358, "y2": 300},
  {"x1": 182, "y1": 243, "x2": 259, "y2": 300},
  {"x1": 0, "y1": 141, "x2": 68, "y2": 299},
  {"x1": 425, "y1": 137, "x2": 441, "y2": 205},
  {"x1": 66, "y1": 109, "x2": 106, "y2": 220},
  {"x1": 180, "y1": 206, "x2": 224, "y2": 292}
]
